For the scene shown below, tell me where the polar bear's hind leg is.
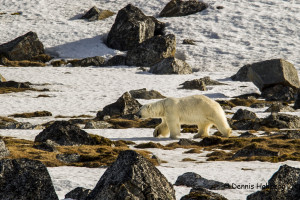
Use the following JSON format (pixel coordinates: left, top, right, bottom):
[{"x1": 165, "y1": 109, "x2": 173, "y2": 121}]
[
  {"x1": 153, "y1": 118, "x2": 169, "y2": 137},
  {"x1": 194, "y1": 123, "x2": 212, "y2": 138}
]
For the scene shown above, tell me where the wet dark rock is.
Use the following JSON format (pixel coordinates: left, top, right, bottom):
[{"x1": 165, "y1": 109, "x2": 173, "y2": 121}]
[
  {"x1": 233, "y1": 143, "x2": 279, "y2": 158},
  {"x1": 81, "y1": 6, "x2": 114, "y2": 21},
  {"x1": 261, "y1": 113, "x2": 300, "y2": 129},
  {"x1": 65, "y1": 187, "x2": 92, "y2": 200},
  {"x1": 181, "y1": 187, "x2": 228, "y2": 200},
  {"x1": 96, "y1": 92, "x2": 142, "y2": 119},
  {"x1": 232, "y1": 109, "x2": 257, "y2": 121},
  {"x1": 34, "y1": 121, "x2": 94, "y2": 145},
  {"x1": 56, "y1": 153, "x2": 81, "y2": 163},
  {"x1": 103, "y1": 55, "x2": 127, "y2": 66},
  {"x1": 0, "y1": 158, "x2": 58, "y2": 200},
  {"x1": 179, "y1": 79, "x2": 207, "y2": 91},
  {"x1": 231, "y1": 59, "x2": 300, "y2": 91},
  {"x1": 265, "y1": 103, "x2": 295, "y2": 113},
  {"x1": 0, "y1": 31, "x2": 45, "y2": 61},
  {"x1": 126, "y1": 34, "x2": 176, "y2": 67},
  {"x1": 149, "y1": 57, "x2": 192, "y2": 74},
  {"x1": 175, "y1": 172, "x2": 230, "y2": 190},
  {"x1": 86, "y1": 150, "x2": 176, "y2": 200},
  {"x1": 0, "y1": 139, "x2": 9, "y2": 158},
  {"x1": 129, "y1": 88, "x2": 166, "y2": 99},
  {"x1": 261, "y1": 84, "x2": 297, "y2": 101},
  {"x1": 106, "y1": 4, "x2": 159, "y2": 51},
  {"x1": 71, "y1": 56, "x2": 105, "y2": 67},
  {"x1": 247, "y1": 165, "x2": 300, "y2": 200},
  {"x1": 159, "y1": 0, "x2": 208, "y2": 17}
]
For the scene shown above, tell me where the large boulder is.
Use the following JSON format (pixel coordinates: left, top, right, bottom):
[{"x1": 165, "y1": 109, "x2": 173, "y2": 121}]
[
  {"x1": 231, "y1": 59, "x2": 300, "y2": 91},
  {"x1": 107, "y1": 4, "x2": 164, "y2": 51},
  {"x1": 159, "y1": 0, "x2": 208, "y2": 17},
  {"x1": 34, "y1": 121, "x2": 94, "y2": 145},
  {"x1": 81, "y1": 6, "x2": 114, "y2": 21},
  {"x1": 261, "y1": 113, "x2": 300, "y2": 129},
  {"x1": 260, "y1": 84, "x2": 297, "y2": 101},
  {"x1": 126, "y1": 34, "x2": 176, "y2": 66},
  {"x1": 0, "y1": 158, "x2": 58, "y2": 200},
  {"x1": 96, "y1": 92, "x2": 142, "y2": 119},
  {"x1": 232, "y1": 109, "x2": 258, "y2": 121},
  {"x1": 247, "y1": 165, "x2": 300, "y2": 200},
  {"x1": 0, "y1": 139, "x2": 9, "y2": 159},
  {"x1": 149, "y1": 57, "x2": 192, "y2": 74},
  {"x1": 175, "y1": 172, "x2": 230, "y2": 190},
  {"x1": 0, "y1": 31, "x2": 45, "y2": 61},
  {"x1": 86, "y1": 150, "x2": 176, "y2": 200}
]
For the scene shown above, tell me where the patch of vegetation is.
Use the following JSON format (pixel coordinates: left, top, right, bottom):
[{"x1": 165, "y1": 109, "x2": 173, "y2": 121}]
[
  {"x1": 1, "y1": 57, "x2": 46, "y2": 67},
  {"x1": 181, "y1": 158, "x2": 197, "y2": 162},
  {"x1": 9, "y1": 111, "x2": 52, "y2": 118}
]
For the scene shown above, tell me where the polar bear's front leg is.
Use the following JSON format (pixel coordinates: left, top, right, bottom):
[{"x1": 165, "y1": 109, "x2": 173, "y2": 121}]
[
  {"x1": 166, "y1": 116, "x2": 181, "y2": 139},
  {"x1": 153, "y1": 118, "x2": 169, "y2": 137},
  {"x1": 194, "y1": 123, "x2": 212, "y2": 138}
]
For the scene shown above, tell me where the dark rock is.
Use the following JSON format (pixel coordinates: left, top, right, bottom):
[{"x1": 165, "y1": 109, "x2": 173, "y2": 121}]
[
  {"x1": 33, "y1": 139, "x2": 59, "y2": 152},
  {"x1": 199, "y1": 137, "x2": 223, "y2": 146},
  {"x1": 265, "y1": 103, "x2": 295, "y2": 112},
  {"x1": 232, "y1": 109, "x2": 257, "y2": 121},
  {"x1": 175, "y1": 172, "x2": 230, "y2": 190},
  {"x1": 86, "y1": 150, "x2": 176, "y2": 200},
  {"x1": 159, "y1": 0, "x2": 208, "y2": 17},
  {"x1": 81, "y1": 6, "x2": 114, "y2": 21},
  {"x1": 149, "y1": 57, "x2": 192, "y2": 74},
  {"x1": 200, "y1": 76, "x2": 226, "y2": 85},
  {"x1": 216, "y1": 6, "x2": 225, "y2": 10},
  {"x1": 0, "y1": 158, "x2": 58, "y2": 200},
  {"x1": 106, "y1": 4, "x2": 157, "y2": 51},
  {"x1": 178, "y1": 139, "x2": 198, "y2": 146},
  {"x1": 233, "y1": 143, "x2": 279, "y2": 158},
  {"x1": 0, "y1": 80, "x2": 30, "y2": 88},
  {"x1": 56, "y1": 153, "x2": 81, "y2": 163},
  {"x1": 294, "y1": 93, "x2": 300, "y2": 109},
  {"x1": 0, "y1": 74, "x2": 6, "y2": 82},
  {"x1": 247, "y1": 165, "x2": 300, "y2": 200},
  {"x1": 65, "y1": 187, "x2": 92, "y2": 200},
  {"x1": 84, "y1": 121, "x2": 113, "y2": 129},
  {"x1": 183, "y1": 39, "x2": 196, "y2": 45},
  {"x1": 126, "y1": 34, "x2": 176, "y2": 67},
  {"x1": 0, "y1": 139, "x2": 9, "y2": 158},
  {"x1": 261, "y1": 113, "x2": 300, "y2": 129},
  {"x1": 181, "y1": 187, "x2": 228, "y2": 200},
  {"x1": 0, "y1": 121, "x2": 35, "y2": 129},
  {"x1": 103, "y1": 55, "x2": 127, "y2": 66},
  {"x1": 129, "y1": 88, "x2": 166, "y2": 99},
  {"x1": 149, "y1": 16, "x2": 166, "y2": 36},
  {"x1": 179, "y1": 79, "x2": 207, "y2": 91},
  {"x1": 261, "y1": 84, "x2": 297, "y2": 101},
  {"x1": 34, "y1": 121, "x2": 94, "y2": 145},
  {"x1": 232, "y1": 119, "x2": 259, "y2": 130},
  {"x1": 71, "y1": 56, "x2": 105, "y2": 67},
  {"x1": 0, "y1": 31, "x2": 45, "y2": 61},
  {"x1": 231, "y1": 59, "x2": 300, "y2": 91},
  {"x1": 238, "y1": 131, "x2": 257, "y2": 138},
  {"x1": 96, "y1": 92, "x2": 142, "y2": 119}
]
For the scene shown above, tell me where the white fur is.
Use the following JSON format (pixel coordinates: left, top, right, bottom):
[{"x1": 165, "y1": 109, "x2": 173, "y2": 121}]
[{"x1": 138, "y1": 95, "x2": 231, "y2": 139}]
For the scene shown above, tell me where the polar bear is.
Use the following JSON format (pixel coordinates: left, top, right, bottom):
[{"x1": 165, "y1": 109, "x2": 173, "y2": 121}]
[{"x1": 137, "y1": 95, "x2": 231, "y2": 139}]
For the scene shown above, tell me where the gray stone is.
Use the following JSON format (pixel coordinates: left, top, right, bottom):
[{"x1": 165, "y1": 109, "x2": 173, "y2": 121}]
[
  {"x1": 56, "y1": 153, "x2": 81, "y2": 163},
  {"x1": 183, "y1": 39, "x2": 196, "y2": 45},
  {"x1": 175, "y1": 172, "x2": 230, "y2": 190},
  {"x1": 103, "y1": 55, "x2": 127, "y2": 66},
  {"x1": 247, "y1": 165, "x2": 300, "y2": 200},
  {"x1": 84, "y1": 121, "x2": 113, "y2": 129},
  {"x1": 0, "y1": 31, "x2": 45, "y2": 61},
  {"x1": 232, "y1": 109, "x2": 257, "y2": 121},
  {"x1": 233, "y1": 143, "x2": 279, "y2": 158},
  {"x1": 179, "y1": 79, "x2": 207, "y2": 90},
  {"x1": 81, "y1": 6, "x2": 114, "y2": 21},
  {"x1": 0, "y1": 158, "x2": 58, "y2": 200},
  {"x1": 159, "y1": 0, "x2": 208, "y2": 17},
  {"x1": 149, "y1": 57, "x2": 192, "y2": 74},
  {"x1": 0, "y1": 139, "x2": 9, "y2": 159},
  {"x1": 0, "y1": 121, "x2": 35, "y2": 129},
  {"x1": 178, "y1": 139, "x2": 197, "y2": 146},
  {"x1": 232, "y1": 120, "x2": 259, "y2": 131},
  {"x1": 261, "y1": 84, "x2": 297, "y2": 101},
  {"x1": 86, "y1": 150, "x2": 176, "y2": 200},
  {"x1": 181, "y1": 187, "x2": 228, "y2": 200},
  {"x1": 96, "y1": 92, "x2": 142, "y2": 119},
  {"x1": 129, "y1": 88, "x2": 166, "y2": 99},
  {"x1": 231, "y1": 59, "x2": 300, "y2": 91},
  {"x1": 126, "y1": 34, "x2": 176, "y2": 67},
  {"x1": 65, "y1": 187, "x2": 92, "y2": 200},
  {"x1": 106, "y1": 4, "x2": 156, "y2": 51},
  {"x1": 265, "y1": 103, "x2": 295, "y2": 113},
  {"x1": 71, "y1": 56, "x2": 105, "y2": 67},
  {"x1": 34, "y1": 121, "x2": 94, "y2": 146},
  {"x1": 261, "y1": 113, "x2": 300, "y2": 129}
]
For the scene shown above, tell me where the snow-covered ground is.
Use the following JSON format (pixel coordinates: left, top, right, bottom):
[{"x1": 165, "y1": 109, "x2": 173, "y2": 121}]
[{"x1": 1, "y1": 0, "x2": 300, "y2": 199}]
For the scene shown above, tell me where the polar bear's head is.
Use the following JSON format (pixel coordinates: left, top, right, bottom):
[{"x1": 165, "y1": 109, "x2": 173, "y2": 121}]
[{"x1": 136, "y1": 100, "x2": 165, "y2": 119}]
